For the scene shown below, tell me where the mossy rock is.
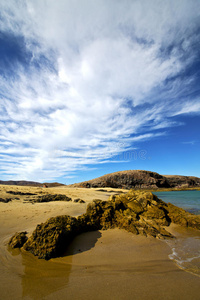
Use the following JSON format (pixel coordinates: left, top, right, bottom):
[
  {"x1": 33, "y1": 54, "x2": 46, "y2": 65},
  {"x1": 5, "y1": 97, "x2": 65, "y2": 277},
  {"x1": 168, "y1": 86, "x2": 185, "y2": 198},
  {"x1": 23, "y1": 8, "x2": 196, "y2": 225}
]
[
  {"x1": 142, "y1": 206, "x2": 170, "y2": 226},
  {"x1": 127, "y1": 201, "x2": 144, "y2": 215},
  {"x1": 9, "y1": 232, "x2": 28, "y2": 248},
  {"x1": 9, "y1": 190, "x2": 200, "y2": 260},
  {"x1": 167, "y1": 203, "x2": 200, "y2": 229},
  {"x1": 33, "y1": 194, "x2": 72, "y2": 203},
  {"x1": 23, "y1": 216, "x2": 79, "y2": 259}
]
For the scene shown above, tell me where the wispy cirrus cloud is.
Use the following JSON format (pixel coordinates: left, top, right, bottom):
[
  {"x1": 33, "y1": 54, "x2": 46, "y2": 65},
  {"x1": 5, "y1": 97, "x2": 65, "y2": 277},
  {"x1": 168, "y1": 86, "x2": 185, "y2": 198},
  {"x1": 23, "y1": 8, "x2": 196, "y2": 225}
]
[{"x1": 0, "y1": 0, "x2": 200, "y2": 181}]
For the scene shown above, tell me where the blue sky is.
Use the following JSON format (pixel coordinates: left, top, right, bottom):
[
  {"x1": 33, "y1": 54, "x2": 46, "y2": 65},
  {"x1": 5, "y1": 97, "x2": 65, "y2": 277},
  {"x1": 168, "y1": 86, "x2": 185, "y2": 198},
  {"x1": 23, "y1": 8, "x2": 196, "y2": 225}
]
[{"x1": 0, "y1": 0, "x2": 200, "y2": 184}]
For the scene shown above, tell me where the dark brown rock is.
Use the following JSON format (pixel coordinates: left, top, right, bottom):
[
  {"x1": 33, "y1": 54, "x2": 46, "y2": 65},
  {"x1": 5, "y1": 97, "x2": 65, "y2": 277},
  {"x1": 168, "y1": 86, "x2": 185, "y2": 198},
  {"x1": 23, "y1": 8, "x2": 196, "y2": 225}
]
[
  {"x1": 165, "y1": 175, "x2": 200, "y2": 188},
  {"x1": 33, "y1": 194, "x2": 72, "y2": 203},
  {"x1": 74, "y1": 198, "x2": 85, "y2": 203},
  {"x1": 0, "y1": 198, "x2": 12, "y2": 203},
  {"x1": 23, "y1": 216, "x2": 79, "y2": 259},
  {"x1": 9, "y1": 232, "x2": 28, "y2": 248},
  {"x1": 6, "y1": 191, "x2": 36, "y2": 195}
]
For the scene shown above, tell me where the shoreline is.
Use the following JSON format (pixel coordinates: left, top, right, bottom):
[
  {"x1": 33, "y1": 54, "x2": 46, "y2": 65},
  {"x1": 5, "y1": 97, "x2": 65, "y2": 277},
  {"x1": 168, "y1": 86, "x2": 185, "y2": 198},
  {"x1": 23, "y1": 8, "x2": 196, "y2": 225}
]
[
  {"x1": 1, "y1": 183, "x2": 200, "y2": 192},
  {"x1": 0, "y1": 185, "x2": 200, "y2": 299}
]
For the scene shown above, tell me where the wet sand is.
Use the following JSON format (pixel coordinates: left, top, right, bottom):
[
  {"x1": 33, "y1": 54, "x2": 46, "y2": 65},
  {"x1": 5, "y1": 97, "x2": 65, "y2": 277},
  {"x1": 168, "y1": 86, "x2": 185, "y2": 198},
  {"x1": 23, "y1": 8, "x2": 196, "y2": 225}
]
[{"x1": 0, "y1": 185, "x2": 200, "y2": 300}]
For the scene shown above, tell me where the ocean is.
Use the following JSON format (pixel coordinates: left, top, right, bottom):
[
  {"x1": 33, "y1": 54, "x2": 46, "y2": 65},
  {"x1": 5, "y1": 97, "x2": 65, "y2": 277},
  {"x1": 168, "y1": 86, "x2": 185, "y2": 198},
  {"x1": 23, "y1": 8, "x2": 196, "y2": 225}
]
[
  {"x1": 153, "y1": 190, "x2": 200, "y2": 277},
  {"x1": 153, "y1": 190, "x2": 200, "y2": 215}
]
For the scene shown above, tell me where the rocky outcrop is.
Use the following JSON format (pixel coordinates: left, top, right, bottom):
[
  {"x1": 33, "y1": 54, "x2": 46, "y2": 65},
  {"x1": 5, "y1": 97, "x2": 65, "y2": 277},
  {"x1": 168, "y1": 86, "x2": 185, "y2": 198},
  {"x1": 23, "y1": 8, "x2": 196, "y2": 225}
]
[
  {"x1": 9, "y1": 232, "x2": 28, "y2": 248},
  {"x1": 6, "y1": 191, "x2": 36, "y2": 196},
  {"x1": 73, "y1": 198, "x2": 85, "y2": 203},
  {"x1": 0, "y1": 197, "x2": 12, "y2": 203},
  {"x1": 1, "y1": 193, "x2": 72, "y2": 203},
  {"x1": 167, "y1": 203, "x2": 200, "y2": 229},
  {"x1": 32, "y1": 194, "x2": 72, "y2": 203},
  {"x1": 69, "y1": 170, "x2": 200, "y2": 189},
  {"x1": 23, "y1": 216, "x2": 79, "y2": 260},
  {"x1": 9, "y1": 190, "x2": 200, "y2": 260}
]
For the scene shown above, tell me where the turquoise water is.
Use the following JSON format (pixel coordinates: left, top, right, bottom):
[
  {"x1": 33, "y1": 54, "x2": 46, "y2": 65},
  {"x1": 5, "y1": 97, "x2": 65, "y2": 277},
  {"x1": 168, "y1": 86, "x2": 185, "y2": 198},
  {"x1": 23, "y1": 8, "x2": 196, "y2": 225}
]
[
  {"x1": 153, "y1": 190, "x2": 200, "y2": 276},
  {"x1": 153, "y1": 190, "x2": 200, "y2": 215}
]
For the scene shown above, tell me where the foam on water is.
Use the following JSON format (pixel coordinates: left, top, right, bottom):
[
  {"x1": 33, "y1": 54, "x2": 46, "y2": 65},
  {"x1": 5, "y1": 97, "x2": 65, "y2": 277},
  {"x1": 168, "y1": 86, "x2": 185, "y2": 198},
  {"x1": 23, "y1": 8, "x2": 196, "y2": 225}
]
[
  {"x1": 153, "y1": 190, "x2": 200, "y2": 276},
  {"x1": 165, "y1": 234, "x2": 200, "y2": 276}
]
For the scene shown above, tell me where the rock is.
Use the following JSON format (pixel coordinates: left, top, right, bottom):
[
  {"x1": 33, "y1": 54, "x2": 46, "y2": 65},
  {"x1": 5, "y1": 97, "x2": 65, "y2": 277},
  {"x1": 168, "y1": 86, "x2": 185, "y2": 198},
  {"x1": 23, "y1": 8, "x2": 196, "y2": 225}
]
[
  {"x1": 74, "y1": 198, "x2": 85, "y2": 203},
  {"x1": 6, "y1": 191, "x2": 36, "y2": 195},
  {"x1": 167, "y1": 203, "x2": 200, "y2": 229},
  {"x1": 9, "y1": 232, "x2": 28, "y2": 248},
  {"x1": 23, "y1": 216, "x2": 79, "y2": 259},
  {"x1": 142, "y1": 206, "x2": 170, "y2": 226},
  {"x1": 78, "y1": 199, "x2": 85, "y2": 203},
  {"x1": 10, "y1": 190, "x2": 200, "y2": 260},
  {"x1": 33, "y1": 194, "x2": 72, "y2": 203},
  {"x1": 74, "y1": 198, "x2": 80, "y2": 202},
  {"x1": 0, "y1": 198, "x2": 12, "y2": 203}
]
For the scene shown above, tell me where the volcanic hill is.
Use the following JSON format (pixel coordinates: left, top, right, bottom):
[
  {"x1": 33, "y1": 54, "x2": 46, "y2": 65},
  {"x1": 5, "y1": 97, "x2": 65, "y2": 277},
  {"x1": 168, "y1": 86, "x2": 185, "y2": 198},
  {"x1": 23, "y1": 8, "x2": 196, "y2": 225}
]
[{"x1": 70, "y1": 170, "x2": 200, "y2": 190}]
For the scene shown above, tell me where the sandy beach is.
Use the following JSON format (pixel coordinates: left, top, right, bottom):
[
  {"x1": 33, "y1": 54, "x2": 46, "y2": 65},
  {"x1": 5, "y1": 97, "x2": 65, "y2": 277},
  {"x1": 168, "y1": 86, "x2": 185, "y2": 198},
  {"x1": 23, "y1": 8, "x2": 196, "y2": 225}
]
[{"x1": 0, "y1": 185, "x2": 200, "y2": 300}]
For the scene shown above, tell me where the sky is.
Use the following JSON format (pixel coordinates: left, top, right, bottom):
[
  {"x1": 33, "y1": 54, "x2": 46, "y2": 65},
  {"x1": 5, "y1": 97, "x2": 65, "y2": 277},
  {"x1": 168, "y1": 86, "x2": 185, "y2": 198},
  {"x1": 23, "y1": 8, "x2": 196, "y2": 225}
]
[{"x1": 0, "y1": 0, "x2": 200, "y2": 184}]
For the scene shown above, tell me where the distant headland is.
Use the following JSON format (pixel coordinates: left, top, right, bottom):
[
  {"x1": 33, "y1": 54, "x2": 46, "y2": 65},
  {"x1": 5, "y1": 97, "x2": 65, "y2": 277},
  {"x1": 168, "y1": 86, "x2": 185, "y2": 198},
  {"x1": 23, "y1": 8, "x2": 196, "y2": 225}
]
[
  {"x1": 69, "y1": 170, "x2": 200, "y2": 190},
  {"x1": 0, "y1": 180, "x2": 64, "y2": 188},
  {"x1": 1, "y1": 170, "x2": 200, "y2": 190}
]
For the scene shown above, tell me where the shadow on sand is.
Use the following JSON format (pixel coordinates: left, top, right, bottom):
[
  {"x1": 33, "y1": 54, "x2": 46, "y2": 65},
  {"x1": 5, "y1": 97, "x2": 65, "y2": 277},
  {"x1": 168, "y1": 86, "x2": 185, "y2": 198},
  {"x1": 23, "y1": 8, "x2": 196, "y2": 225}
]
[
  {"x1": 63, "y1": 230, "x2": 102, "y2": 256},
  {"x1": 21, "y1": 230, "x2": 102, "y2": 299}
]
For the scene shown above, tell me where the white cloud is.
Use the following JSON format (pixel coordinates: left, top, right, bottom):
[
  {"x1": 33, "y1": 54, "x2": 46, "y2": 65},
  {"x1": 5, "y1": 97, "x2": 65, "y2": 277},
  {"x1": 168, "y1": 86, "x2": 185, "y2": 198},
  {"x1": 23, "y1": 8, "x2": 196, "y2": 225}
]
[
  {"x1": 0, "y1": 0, "x2": 200, "y2": 181},
  {"x1": 172, "y1": 100, "x2": 200, "y2": 116}
]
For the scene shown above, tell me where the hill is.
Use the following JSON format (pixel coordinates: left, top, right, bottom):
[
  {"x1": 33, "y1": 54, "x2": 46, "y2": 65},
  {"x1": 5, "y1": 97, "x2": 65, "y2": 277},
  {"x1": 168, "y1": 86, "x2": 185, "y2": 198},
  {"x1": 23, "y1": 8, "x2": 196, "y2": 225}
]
[
  {"x1": 69, "y1": 170, "x2": 200, "y2": 189},
  {"x1": 0, "y1": 180, "x2": 64, "y2": 187}
]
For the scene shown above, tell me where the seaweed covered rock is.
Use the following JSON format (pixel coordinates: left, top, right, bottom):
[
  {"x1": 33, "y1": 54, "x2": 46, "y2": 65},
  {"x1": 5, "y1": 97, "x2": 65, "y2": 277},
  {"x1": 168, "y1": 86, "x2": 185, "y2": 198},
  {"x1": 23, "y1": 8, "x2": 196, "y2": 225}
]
[
  {"x1": 33, "y1": 194, "x2": 72, "y2": 203},
  {"x1": 167, "y1": 203, "x2": 200, "y2": 229},
  {"x1": 23, "y1": 216, "x2": 79, "y2": 259},
  {"x1": 108, "y1": 191, "x2": 172, "y2": 237},
  {"x1": 9, "y1": 190, "x2": 200, "y2": 260},
  {"x1": 86, "y1": 199, "x2": 115, "y2": 229},
  {"x1": 9, "y1": 232, "x2": 28, "y2": 248}
]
